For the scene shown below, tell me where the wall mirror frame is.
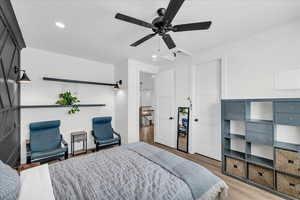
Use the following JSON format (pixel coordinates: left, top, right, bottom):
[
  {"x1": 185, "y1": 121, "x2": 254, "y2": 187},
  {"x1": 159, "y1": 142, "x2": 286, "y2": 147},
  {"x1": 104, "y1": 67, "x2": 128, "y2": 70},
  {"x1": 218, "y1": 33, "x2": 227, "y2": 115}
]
[{"x1": 177, "y1": 107, "x2": 190, "y2": 153}]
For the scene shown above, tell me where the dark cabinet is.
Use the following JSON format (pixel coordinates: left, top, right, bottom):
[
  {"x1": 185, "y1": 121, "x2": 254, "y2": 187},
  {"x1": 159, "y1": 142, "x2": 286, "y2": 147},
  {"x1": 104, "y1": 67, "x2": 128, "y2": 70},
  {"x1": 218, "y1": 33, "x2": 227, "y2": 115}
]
[{"x1": 0, "y1": 0, "x2": 25, "y2": 168}]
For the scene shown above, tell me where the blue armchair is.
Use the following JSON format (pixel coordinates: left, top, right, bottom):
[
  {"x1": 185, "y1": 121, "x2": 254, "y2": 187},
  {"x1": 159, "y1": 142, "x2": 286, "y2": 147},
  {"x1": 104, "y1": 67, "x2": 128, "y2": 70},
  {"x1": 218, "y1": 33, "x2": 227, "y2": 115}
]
[
  {"x1": 26, "y1": 120, "x2": 68, "y2": 164},
  {"x1": 92, "y1": 117, "x2": 121, "y2": 151}
]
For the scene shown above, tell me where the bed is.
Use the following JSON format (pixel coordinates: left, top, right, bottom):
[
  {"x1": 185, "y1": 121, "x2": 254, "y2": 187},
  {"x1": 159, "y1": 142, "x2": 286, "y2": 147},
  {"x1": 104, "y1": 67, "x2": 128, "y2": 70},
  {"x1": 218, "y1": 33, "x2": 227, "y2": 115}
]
[{"x1": 19, "y1": 142, "x2": 228, "y2": 200}]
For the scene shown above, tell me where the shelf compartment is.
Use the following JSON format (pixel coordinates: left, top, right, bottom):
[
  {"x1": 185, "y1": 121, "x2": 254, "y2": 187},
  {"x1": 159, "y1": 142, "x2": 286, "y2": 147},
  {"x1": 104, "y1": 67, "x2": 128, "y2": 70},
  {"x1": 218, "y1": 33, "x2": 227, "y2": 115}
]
[
  {"x1": 274, "y1": 101, "x2": 300, "y2": 114},
  {"x1": 226, "y1": 157, "x2": 246, "y2": 178},
  {"x1": 248, "y1": 163, "x2": 274, "y2": 189},
  {"x1": 224, "y1": 134, "x2": 245, "y2": 140},
  {"x1": 275, "y1": 169, "x2": 300, "y2": 179},
  {"x1": 275, "y1": 148, "x2": 300, "y2": 177},
  {"x1": 246, "y1": 154, "x2": 274, "y2": 169},
  {"x1": 223, "y1": 101, "x2": 246, "y2": 120},
  {"x1": 275, "y1": 112, "x2": 300, "y2": 126},
  {"x1": 246, "y1": 119, "x2": 273, "y2": 124},
  {"x1": 246, "y1": 121, "x2": 274, "y2": 146},
  {"x1": 224, "y1": 149, "x2": 245, "y2": 160},
  {"x1": 274, "y1": 141, "x2": 300, "y2": 152}
]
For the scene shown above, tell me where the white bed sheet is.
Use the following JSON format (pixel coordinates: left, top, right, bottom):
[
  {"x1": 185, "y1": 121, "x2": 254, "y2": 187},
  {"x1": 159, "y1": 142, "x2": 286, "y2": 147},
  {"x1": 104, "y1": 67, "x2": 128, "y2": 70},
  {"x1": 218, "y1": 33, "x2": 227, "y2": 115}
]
[{"x1": 18, "y1": 164, "x2": 55, "y2": 200}]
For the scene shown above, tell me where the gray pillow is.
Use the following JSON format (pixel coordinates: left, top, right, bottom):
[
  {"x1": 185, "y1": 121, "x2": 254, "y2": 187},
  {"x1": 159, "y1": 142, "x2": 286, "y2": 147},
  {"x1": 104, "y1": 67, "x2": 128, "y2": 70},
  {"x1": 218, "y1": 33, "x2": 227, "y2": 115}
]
[{"x1": 0, "y1": 160, "x2": 20, "y2": 200}]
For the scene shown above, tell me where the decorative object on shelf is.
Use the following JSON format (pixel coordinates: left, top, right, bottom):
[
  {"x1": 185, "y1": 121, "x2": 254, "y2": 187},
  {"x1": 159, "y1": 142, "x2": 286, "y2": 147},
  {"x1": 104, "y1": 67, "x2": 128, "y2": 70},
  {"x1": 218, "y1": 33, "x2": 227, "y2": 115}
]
[
  {"x1": 71, "y1": 131, "x2": 87, "y2": 156},
  {"x1": 14, "y1": 66, "x2": 30, "y2": 83},
  {"x1": 43, "y1": 77, "x2": 122, "y2": 89},
  {"x1": 55, "y1": 90, "x2": 80, "y2": 114}
]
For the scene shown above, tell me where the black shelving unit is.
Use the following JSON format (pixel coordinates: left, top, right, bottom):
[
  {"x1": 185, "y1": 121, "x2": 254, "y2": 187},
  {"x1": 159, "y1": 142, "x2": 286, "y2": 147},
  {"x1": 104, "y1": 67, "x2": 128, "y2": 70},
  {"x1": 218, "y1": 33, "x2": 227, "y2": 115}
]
[{"x1": 222, "y1": 98, "x2": 300, "y2": 200}]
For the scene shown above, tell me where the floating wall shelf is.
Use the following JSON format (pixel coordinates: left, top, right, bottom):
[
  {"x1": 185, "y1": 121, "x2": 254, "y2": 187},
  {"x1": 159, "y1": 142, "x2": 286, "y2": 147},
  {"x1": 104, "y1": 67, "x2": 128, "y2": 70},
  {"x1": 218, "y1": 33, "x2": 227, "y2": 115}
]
[
  {"x1": 43, "y1": 77, "x2": 117, "y2": 87},
  {"x1": 21, "y1": 104, "x2": 106, "y2": 109}
]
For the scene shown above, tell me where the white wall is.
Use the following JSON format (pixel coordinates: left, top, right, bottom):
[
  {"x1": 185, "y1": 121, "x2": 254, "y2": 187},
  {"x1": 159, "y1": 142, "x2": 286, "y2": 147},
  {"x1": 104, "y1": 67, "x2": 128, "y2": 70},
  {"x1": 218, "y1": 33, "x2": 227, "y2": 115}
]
[
  {"x1": 20, "y1": 48, "x2": 115, "y2": 163},
  {"x1": 194, "y1": 20, "x2": 300, "y2": 99},
  {"x1": 114, "y1": 59, "x2": 158, "y2": 144},
  {"x1": 114, "y1": 60, "x2": 128, "y2": 145},
  {"x1": 159, "y1": 55, "x2": 192, "y2": 108},
  {"x1": 189, "y1": 20, "x2": 300, "y2": 159},
  {"x1": 140, "y1": 72, "x2": 155, "y2": 107}
]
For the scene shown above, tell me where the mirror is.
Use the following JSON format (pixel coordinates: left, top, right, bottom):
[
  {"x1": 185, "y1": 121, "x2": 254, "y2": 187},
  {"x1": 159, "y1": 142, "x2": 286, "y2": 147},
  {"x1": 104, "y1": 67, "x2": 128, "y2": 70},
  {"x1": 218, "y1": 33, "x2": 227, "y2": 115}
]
[{"x1": 177, "y1": 107, "x2": 190, "y2": 153}]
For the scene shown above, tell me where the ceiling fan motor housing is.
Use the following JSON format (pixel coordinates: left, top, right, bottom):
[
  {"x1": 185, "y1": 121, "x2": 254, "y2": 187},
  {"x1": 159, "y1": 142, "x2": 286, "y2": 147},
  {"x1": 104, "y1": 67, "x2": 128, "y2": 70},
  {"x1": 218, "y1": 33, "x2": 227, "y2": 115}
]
[{"x1": 152, "y1": 8, "x2": 169, "y2": 34}]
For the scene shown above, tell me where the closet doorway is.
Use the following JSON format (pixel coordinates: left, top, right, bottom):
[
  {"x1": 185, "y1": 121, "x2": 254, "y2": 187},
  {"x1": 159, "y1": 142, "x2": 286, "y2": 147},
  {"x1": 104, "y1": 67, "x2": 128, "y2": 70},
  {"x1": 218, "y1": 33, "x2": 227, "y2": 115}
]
[
  {"x1": 193, "y1": 59, "x2": 222, "y2": 160},
  {"x1": 139, "y1": 72, "x2": 155, "y2": 144},
  {"x1": 155, "y1": 69, "x2": 176, "y2": 148}
]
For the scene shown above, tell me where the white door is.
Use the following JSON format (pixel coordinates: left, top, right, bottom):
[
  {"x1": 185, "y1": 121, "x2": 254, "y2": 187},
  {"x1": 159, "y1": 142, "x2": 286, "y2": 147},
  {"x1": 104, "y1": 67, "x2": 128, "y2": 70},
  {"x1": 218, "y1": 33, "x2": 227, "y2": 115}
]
[
  {"x1": 155, "y1": 69, "x2": 176, "y2": 148},
  {"x1": 193, "y1": 59, "x2": 221, "y2": 160}
]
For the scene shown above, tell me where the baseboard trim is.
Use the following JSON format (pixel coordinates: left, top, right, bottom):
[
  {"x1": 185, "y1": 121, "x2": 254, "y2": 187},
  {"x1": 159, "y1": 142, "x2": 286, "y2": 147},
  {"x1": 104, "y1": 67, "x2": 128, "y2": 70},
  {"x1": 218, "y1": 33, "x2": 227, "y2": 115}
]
[{"x1": 194, "y1": 153, "x2": 222, "y2": 167}]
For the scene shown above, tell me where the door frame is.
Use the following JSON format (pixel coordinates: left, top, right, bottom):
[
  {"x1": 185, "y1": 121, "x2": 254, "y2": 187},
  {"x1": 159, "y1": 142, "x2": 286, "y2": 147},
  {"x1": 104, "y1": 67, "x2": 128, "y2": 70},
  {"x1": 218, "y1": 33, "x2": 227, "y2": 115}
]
[{"x1": 189, "y1": 56, "x2": 227, "y2": 155}]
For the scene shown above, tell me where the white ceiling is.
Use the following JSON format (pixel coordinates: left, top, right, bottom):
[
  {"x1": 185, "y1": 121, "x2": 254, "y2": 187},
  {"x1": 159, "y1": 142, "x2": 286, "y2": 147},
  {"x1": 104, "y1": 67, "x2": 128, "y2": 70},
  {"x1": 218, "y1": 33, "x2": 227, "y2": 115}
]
[{"x1": 12, "y1": 0, "x2": 300, "y2": 64}]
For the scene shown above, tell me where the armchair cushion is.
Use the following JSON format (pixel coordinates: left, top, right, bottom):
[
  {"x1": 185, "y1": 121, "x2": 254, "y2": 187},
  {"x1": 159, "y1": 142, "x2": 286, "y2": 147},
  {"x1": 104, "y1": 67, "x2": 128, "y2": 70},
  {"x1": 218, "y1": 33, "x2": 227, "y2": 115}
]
[
  {"x1": 31, "y1": 147, "x2": 67, "y2": 160},
  {"x1": 29, "y1": 120, "x2": 61, "y2": 153},
  {"x1": 96, "y1": 138, "x2": 120, "y2": 146},
  {"x1": 93, "y1": 117, "x2": 113, "y2": 140}
]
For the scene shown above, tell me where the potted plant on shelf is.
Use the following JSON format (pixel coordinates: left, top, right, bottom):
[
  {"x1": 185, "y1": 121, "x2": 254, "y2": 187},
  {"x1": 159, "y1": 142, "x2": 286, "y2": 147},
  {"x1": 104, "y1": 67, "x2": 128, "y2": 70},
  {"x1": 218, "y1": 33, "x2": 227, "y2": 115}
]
[{"x1": 56, "y1": 90, "x2": 80, "y2": 114}]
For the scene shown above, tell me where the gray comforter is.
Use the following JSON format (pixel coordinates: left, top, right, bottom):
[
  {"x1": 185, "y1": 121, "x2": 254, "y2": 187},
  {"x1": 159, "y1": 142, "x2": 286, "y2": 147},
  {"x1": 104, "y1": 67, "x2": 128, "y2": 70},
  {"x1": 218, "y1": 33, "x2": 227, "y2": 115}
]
[{"x1": 49, "y1": 142, "x2": 227, "y2": 200}]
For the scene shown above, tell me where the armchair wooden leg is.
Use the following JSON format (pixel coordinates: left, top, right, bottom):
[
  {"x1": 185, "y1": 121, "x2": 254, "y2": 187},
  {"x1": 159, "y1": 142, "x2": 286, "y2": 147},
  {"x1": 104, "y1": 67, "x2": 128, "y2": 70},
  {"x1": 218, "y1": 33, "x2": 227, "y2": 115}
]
[
  {"x1": 96, "y1": 144, "x2": 100, "y2": 151},
  {"x1": 26, "y1": 156, "x2": 31, "y2": 164},
  {"x1": 119, "y1": 140, "x2": 121, "y2": 146},
  {"x1": 65, "y1": 151, "x2": 68, "y2": 160}
]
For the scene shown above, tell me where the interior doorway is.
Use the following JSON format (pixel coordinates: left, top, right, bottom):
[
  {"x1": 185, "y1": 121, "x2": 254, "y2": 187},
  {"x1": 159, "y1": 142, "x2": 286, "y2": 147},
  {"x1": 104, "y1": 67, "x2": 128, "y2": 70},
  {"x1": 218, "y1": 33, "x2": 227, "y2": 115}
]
[{"x1": 139, "y1": 72, "x2": 155, "y2": 144}]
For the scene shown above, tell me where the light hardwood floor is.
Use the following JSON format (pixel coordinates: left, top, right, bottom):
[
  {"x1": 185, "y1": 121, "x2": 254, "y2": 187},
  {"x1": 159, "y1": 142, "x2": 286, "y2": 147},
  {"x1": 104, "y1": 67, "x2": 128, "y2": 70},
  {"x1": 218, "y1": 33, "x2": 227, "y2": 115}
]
[
  {"x1": 140, "y1": 125, "x2": 154, "y2": 144},
  {"x1": 140, "y1": 126, "x2": 283, "y2": 200}
]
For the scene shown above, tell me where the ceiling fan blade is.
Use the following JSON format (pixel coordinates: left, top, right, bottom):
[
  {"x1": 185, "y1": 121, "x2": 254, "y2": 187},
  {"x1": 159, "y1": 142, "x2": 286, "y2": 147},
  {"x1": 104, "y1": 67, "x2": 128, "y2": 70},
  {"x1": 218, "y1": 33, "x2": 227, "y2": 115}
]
[
  {"x1": 130, "y1": 33, "x2": 156, "y2": 47},
  {"x1": 163, "y1": 0, "x2": 185, "y2": 25},
  {"x1": 115, "y1": 13, "x2": 153, "y2": 29},
  {"x1": 173, "y1": 21, "x2": 212, "y2": 32},
  {"x1": 162, "y1": 34, "x2": 176, "y2": 49}
]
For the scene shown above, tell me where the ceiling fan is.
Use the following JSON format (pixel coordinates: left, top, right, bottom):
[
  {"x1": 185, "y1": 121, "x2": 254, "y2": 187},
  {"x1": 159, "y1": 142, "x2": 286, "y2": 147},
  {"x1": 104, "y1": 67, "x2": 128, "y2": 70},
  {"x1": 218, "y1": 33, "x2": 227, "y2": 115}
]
[{"x1": 115, "y1": 0, "x2": 212, "y2": 49}]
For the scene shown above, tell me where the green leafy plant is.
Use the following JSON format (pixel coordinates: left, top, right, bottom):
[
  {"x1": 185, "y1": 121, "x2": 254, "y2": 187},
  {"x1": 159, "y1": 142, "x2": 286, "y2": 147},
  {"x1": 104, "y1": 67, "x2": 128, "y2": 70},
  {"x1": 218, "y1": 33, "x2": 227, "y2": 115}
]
[{"x1": 55, "y1": 91, "x2": 80, "y2": 114}]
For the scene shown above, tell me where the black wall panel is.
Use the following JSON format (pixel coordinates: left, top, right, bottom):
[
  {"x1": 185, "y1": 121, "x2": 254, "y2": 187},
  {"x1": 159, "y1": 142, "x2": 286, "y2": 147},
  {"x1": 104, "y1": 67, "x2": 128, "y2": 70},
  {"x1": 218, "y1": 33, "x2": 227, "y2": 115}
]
[{"x1": 0, "y1": 0, "x2": 25, "y2": 168}]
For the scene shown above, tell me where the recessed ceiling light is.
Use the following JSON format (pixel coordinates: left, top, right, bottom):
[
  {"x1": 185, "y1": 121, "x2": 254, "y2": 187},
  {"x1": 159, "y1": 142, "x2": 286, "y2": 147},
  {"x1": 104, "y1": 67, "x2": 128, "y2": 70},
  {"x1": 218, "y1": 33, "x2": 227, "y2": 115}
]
[
  {"x1": 152, "y1": 54, "x2": 157, "y2": 59},
  {"x1": 55, "y1": 22, "x2": 65, "y2": 29}
]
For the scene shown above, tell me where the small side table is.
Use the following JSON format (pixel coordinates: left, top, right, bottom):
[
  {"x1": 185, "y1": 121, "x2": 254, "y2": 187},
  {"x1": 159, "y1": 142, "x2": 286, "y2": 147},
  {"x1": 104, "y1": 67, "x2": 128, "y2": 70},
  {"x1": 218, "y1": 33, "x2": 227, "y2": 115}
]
[{"x1": 71, "y1": 131, "x2": 87, "y2": 156}]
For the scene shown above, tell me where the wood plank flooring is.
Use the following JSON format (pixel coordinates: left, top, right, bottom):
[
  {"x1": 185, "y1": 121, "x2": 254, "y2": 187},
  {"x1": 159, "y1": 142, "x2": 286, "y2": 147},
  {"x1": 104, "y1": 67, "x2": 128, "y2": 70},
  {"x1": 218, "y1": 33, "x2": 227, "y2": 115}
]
[
  {"x1": 140, "y1": 125, "x2": 154, "y2": 144},
  {"x1": 156, "y1": 143, "x2": 284, "y2": 200},
  {"x1": 140, "y1": 126, "x2": 283, "y2": 200}
]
